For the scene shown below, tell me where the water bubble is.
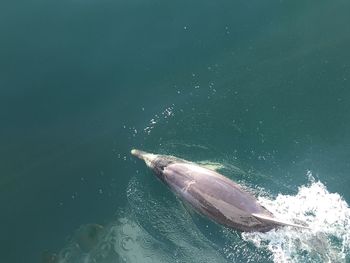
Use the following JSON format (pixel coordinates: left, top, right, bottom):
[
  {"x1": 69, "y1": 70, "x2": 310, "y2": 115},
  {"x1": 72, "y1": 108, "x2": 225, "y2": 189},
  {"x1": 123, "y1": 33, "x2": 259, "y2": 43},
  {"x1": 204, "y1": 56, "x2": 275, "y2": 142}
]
[{"x1": 121, "y1": 236, "x2": 133, "y2": 251}]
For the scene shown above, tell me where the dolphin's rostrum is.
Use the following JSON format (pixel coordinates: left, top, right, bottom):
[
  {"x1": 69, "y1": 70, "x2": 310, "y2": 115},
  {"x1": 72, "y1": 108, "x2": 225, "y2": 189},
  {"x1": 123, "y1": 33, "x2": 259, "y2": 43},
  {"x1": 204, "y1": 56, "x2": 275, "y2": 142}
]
[{"x1": 131, "y1": 149, "x2": 308, "y2": 232}]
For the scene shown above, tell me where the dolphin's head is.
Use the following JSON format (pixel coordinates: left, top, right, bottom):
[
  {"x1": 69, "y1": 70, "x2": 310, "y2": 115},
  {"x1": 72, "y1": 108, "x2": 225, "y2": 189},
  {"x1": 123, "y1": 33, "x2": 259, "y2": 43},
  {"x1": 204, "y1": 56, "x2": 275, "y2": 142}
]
[
  {"x1": 131, "y1": 149, "x2": 157, "y2": 168},
  {"x1": 131, "y1": 149, "x2": 183, "y2": 181}
]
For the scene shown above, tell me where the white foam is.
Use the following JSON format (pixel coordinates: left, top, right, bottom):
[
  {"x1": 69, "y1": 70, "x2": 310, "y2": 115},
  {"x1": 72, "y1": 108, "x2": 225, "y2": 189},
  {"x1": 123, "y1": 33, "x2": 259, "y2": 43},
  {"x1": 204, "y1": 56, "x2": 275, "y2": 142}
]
[{"x1": 242, "y1": 172, "x2": 350, "y2": 263}]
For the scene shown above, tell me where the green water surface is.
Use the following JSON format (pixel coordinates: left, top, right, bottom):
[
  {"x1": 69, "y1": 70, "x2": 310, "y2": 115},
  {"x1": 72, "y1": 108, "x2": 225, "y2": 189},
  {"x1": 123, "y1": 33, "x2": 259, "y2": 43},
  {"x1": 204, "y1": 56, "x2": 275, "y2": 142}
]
[{"x1": 1, "y1": 0, "x2": 350, "y2": 262}]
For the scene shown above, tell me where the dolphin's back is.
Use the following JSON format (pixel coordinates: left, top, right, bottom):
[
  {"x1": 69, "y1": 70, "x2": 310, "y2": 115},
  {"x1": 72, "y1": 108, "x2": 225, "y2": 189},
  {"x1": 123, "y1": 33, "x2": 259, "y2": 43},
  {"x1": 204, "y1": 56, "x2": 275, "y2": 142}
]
[{"x1": 163, "y1": 163, "x2": 275, "y2": 232}]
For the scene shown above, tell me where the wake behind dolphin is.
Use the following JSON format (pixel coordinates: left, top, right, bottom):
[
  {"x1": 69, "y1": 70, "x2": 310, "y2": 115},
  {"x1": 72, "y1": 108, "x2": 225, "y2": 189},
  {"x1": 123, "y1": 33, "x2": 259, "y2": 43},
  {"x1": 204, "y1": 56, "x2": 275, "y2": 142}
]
[{"x1": 131, "y1": 149, "x2": 309, "y2": 232}]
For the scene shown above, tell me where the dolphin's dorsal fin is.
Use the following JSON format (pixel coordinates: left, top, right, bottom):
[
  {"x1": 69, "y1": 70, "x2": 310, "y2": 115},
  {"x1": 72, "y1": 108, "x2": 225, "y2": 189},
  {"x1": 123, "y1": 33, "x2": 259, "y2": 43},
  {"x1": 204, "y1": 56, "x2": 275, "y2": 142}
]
[
  {"x1": 252, "y1": 213, "x2": 310, "y2": 230},
  {"x1": 197, "y1": 161, "x2": 225, "y2": 171}
]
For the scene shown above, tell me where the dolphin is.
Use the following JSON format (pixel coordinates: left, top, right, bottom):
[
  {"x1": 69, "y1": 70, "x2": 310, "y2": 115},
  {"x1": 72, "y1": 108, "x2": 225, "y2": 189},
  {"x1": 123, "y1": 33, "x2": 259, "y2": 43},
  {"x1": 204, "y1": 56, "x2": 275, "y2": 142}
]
[{"x1": 131, "y1": 149, "x2": 309, "y2": 232}]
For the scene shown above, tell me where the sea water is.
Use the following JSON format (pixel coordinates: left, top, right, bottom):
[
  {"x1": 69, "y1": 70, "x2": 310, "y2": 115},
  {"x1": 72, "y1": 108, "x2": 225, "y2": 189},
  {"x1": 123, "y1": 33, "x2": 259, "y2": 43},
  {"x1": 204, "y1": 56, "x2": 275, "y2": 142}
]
[{"x1": 1, "y1": 0, "x2": 350, "y2": 262}]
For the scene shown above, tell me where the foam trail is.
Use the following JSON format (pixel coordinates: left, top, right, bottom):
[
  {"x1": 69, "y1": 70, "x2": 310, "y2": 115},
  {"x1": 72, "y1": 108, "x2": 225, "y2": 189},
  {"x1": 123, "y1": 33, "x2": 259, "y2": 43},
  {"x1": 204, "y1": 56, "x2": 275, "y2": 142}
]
[{"x1": 242, "y1": 172, "x2": 350, "y2": 263}]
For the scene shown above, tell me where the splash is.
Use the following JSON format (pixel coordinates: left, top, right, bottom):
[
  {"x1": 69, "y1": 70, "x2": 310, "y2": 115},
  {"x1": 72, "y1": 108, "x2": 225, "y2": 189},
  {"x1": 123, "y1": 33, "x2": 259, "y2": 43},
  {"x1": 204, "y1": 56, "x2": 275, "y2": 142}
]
[
  {"x1": 55, "y1": 167, "x2": 349, "y2": 263},
  {"x1": 242, "y1": 172, "x2": 350, "y2": 263},
  {"x1": 143, "y1": 106, "x2": 175, "y2": 135}
]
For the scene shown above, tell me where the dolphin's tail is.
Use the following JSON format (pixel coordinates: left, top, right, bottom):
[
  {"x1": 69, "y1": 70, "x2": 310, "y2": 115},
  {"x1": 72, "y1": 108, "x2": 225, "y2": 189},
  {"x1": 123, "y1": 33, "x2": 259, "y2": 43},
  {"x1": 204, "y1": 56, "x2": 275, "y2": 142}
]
[{"x1": 252, "y1": 213, "x2": 310, "y2": 230}]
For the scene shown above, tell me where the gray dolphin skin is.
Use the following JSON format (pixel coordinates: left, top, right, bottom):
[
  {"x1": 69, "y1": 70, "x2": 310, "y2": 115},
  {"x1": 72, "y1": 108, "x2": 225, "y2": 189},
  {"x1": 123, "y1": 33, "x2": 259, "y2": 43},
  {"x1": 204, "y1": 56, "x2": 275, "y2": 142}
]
[{"x1": 131, "y1": 149, "x2": 308, "y2": 232}]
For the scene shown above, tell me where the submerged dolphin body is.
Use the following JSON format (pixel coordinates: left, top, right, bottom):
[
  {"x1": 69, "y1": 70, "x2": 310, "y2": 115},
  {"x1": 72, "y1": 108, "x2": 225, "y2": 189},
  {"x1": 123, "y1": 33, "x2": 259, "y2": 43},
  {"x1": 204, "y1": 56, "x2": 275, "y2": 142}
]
[{"x1": 131, "y1": 149, "x2": 308, "y2": 232}]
